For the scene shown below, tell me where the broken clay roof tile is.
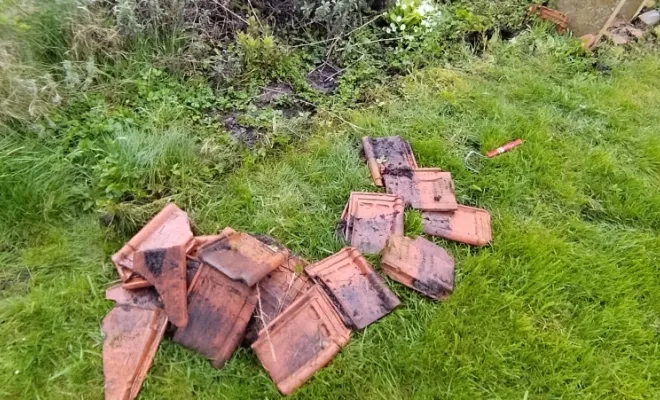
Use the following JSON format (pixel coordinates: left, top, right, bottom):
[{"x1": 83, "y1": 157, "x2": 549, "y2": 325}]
[
  {"x1": 305, "y1": 247, "x2": 400, "y2": 330},
  {"x1": 198, "y1": 228, "x2": 289, "y2": 287},
  {"x1": 252, "y1": 285, "x2": 350, "y2": 395},
  {"x1": 173, "y1": 265, "x2": 257, "y2": 368},
  {"x1": 111, "y1": 203, "x2": 194, "y2": 282},
  {"x1": 102, "y1": 305, "x2": 167, "y2": 400},
  {"x1": 383, "y1": 168, "x2": 458, "y2": 212},
  {"x1": 341, "y1": 192, "x2": 405, "y2": 254},
  {"x1": 422, "y1": 205, "x2": 492, "y2": 246},
  {"x1": 244, "y1": 255, "x2": 313, "y2": 345},
  {"x1": 133, "y1": 245, "x2": 188, "y2": 328},
  {"x1": 382, "y1": 235, "x2": 455, "y2": 300},
  {"x1": 362, "y1": 136, "x2": 418, "y2": 187}
]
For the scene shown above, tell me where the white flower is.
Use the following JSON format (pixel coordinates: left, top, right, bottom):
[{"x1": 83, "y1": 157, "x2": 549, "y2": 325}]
[
  {"x1": 421, "y1": 19, "x2": 431, "y2": 28},
  {"x1": 400, "y1": 24, "x2": 406, "y2": 31},
  {"x1": 417, "y1": 2, "x2": 434, "y2": 16},
  {"x1": 385, "y1": 27, "x2": 392, "y2": 33},
  {"x1": 396, "y1": 15, "x2": 403, "y2": 22},
  {"x1": 390, "y1": 22, "x2": 397, "y2": 30}
]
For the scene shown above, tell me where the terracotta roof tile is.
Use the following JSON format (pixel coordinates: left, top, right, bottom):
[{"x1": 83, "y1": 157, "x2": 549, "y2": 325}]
[
  {"x1": 306, "y1": 247, "x2": 400, "y2": 329},
  {"x1": 339, "y1": 192, "x2": 405, "y2": 254},
  {"x1": 383, "y1": 168, "x2": 458, "y2": 211},
  {"x1": 244, "y1": 254, "x2": 313, "y2": 345},
  {"x1": 173, "y1": 265, "x2": 257, "y2": 368},
  {"x1": 198, "y1": 228, "x2": 289, "y2": 287},
  {"x1": 133, "y1": 245, "x2": 188, "y2": 327},
  {"x1": 102, "y1": 305, "x2": 167, "y2": 400},
  {"x1": 252, "y1": 285, "x2": 350, "y2": 395},
  {"x1": 422, "y1": 205, "x2": 492, "y2": 246},
  {"x1": 381, "y1": 235, "x2": 455, "y2": 300},
  {"x1": 362, "y1": 136, "x2": 418, "y2": 186},
  {"x1": 111, "y1": 204, "x2": 194, "y2": 283}
]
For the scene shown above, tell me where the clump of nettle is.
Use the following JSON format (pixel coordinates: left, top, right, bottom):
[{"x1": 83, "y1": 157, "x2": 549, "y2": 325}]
[{"x1": 382, "y1": 0, "x2": 443, "y2": 41}]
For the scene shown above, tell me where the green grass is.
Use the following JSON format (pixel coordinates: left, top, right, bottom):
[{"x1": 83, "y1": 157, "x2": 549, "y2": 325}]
[{"x1": 2, "y1": 30, "x2": 660, "y2": 399}]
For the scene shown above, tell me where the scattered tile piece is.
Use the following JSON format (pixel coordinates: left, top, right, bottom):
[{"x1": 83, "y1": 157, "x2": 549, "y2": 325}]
[
  {"x1": 340, "y1": 192, "x2": 405, "y2": 254},
  {"x1": 133, "y1": 245, "x2": 188, "y2": 327},
  {"x1": 106, "y1": 283, "x2": 162, "y2": 310},
  {"x1": 173, "y1": 265, "x2": 257, "y2": 368},
  {"x1": 252, "y1": 285, "x2": 351, "y2": 396},
  {"x1": 102, "y1": 305, "x2": 167, "y2": 400},
  {"x1": 111, "y1": 204, "x2": 194, "y2": 283},
  {"x1": 189, "y1": 235, "x2": 223, "y2": 258},
  {"x1": 528, "y1": 5, "x2": 569, "y2": 32},
  {"x1": 121, "y1": 275, "x2": 152, "y2": 290},
  {"x1": 362, "y1": 136, "x2": 418, "y2": 187},
  {"x1": 306, "y1": 247, "x2": 400, "y2": 329},
  {"x1": 244, "y1": 255, "x2": 313, "y2": 345},
  {"x1": 198, "y1": 228, "x2": 289, "y2": 286},
  {"x1": 422, "y1": 205, "x2": 492, "y2": 246},
  {"x1": 383, "y1": 168, "x2": 458, "y2": 211},
  {"x1": 382, "y1": 235, "x2": 455, "y2": 300}
]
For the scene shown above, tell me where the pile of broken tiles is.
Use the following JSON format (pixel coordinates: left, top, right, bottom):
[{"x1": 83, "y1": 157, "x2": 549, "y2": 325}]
[
  {"x1": 336, "y1": 136, "x2": 493, "y2": 299},
  {"x1": 103, "y1": 204, "x2": 392, "y2": 397},
  {"x1": 101, "y1": 136, "x2": 493, "y2": 399}
]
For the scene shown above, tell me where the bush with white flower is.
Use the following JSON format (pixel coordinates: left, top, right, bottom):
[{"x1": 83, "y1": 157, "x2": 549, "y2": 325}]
[{"x1": 383, "y1": 0, "x2": 442, "y2": 39}]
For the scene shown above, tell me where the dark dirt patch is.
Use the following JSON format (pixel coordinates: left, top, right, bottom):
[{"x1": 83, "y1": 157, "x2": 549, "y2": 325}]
[
  {"x1": 254, "y1": 82, "x2": 294, "y2": 108},
  {"x1": 308, "y1": 62, "x2": 342, "y2": 94},
  {"x1": 221, "y1": 113, "x2": 259, "y2": 147}
]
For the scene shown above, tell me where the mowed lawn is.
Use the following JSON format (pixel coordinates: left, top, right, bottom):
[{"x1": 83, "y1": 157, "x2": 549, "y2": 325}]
[{"x1": 1, "y1": 35, "x2": 660, "y2": 399}]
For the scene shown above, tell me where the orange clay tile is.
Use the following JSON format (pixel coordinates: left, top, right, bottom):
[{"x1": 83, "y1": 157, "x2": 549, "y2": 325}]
[
  {"x1": 305, "y1": 247, "x2": 400, "y2": 329},
  {"x1": 133, "y1": 245, "x2": 188, "y2": 328},
  {"x1": 106, "y1": 283, "x2": 162, "y2": 310},
  {"x1": 528, "y1": 5, "x2": 569, "y2": 33},
  {"x1": 421, "y1": 205, "x2": 492, "y2": 246},
  {"x1": 244, "y1": 254, "x2": 313, "y2": 345},
  {"x1": 188, "y1": 235, "x2": 223, "y2": 257},
  {"x1": 111, "y1": 203, "x2": 194, "y2": 283},
  {"x1": 252, "y1": 285, "x2": 351, "y2": 396},
  {"x1": 121, "y1": 275, "x2": 152, "y2": 290},
  {"x1": 381, "y1": 235, "x2": 455, "y2": 300},
  {"x1": 362, "y1": 136, "x2": 418, "y2": 187},
  {"x1": 102, "y1": 305, "x2": 167, "y2": 400},
  {"x1": 173, "y1": 264, "x2": 257, "y2": 368},
  {"x1": 198, "y1": 228, "x2": 289, "y2": 287},
  {"x1": 341, "y1": 192, "x2": 405, "y2": 254},
  {"x1": 384, "y1": 168, "x2": 458, "y2": 211},
  {"x1": 122, "y1": 255, "x2": 201, "y2": 291}
]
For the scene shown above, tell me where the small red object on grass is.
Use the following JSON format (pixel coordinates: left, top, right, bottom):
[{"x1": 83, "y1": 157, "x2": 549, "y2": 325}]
[{"x1": 487, "y1": 139, "x2": 523, "y2": 158}]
